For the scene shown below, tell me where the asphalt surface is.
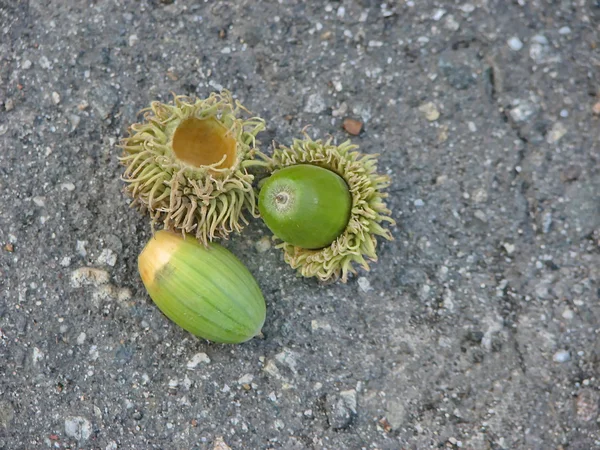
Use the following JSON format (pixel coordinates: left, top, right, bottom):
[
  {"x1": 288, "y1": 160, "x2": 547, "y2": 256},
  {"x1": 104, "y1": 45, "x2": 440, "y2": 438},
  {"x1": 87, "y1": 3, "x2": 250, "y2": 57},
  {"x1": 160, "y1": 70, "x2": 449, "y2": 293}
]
[{"x1": 1, "y1": 1, "x2": 599, "y2": 449}]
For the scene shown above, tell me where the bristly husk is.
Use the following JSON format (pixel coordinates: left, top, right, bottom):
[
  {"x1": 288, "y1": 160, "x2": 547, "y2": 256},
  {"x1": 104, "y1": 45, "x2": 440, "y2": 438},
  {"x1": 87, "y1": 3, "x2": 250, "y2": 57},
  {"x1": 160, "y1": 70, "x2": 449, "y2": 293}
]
[
  {"x1": 261, "y1": 136, "x2": 395, "y2": 282},
  {"x1": 119, "y1": 91, "x2": 266, "y2": 245}
]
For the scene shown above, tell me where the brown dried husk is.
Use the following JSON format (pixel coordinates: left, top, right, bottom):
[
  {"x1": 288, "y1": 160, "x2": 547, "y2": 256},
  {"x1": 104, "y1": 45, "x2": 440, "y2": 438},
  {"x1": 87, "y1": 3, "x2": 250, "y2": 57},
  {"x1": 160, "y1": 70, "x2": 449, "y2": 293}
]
[
  {"x1": 264, "y1": 137, "x2": 395, "y2": 282},
  {"x1": 119, "y1": 92, "x2": 265, "y2": 245}
]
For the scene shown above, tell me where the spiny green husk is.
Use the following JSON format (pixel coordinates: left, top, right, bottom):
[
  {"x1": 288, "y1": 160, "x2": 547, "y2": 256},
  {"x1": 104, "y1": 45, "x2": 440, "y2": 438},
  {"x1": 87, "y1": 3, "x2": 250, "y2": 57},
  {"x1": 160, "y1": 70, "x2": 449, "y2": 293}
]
[
  {"x1": 119, "y1": 91, "x2": 266, "y2": 245},
  {"x1": 262, "y1": 136, "x2": 395, "y2": 282}
]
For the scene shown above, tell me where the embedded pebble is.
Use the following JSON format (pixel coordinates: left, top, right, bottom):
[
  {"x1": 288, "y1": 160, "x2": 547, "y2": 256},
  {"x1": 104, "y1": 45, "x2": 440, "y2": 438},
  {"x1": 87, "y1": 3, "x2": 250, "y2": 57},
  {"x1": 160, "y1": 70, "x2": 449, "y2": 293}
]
[
  {"x1": 39, "y1": 55, "x2": 51, "y2": 69},
  {"x1": 546, "y1": 122, "x2": 567, "y2": 143},
  {"x1": 187, "y1": 352, "x2": 211, "y2": 369},
  {"x1": 304, "y1": 93, "x2": 326, "y2": 113},
  {"x1": 255, "y1": 237, "x2": 271, "y2": 253},
  {"x1": 357, "y1": 276, "x2": 373, "y2": 292},
  {"x1": 418, "y1": 102, "x2": 440, "y2": 121},
  {"x1": 77, "y1": 332, "x2": 86, "y2": 345},
  {"x1": 552, "y1": 350, "x2": 570, "y2": 363},
  {"x1": 61, "y1": 182, "x2": 76, "y2": 191},
  {"x1": 507, "y1": 37, "x2": 523, "y2": 51},
  {"x1": 64, "y1": 416, "x2": 92, "y2": 441},
  {"x1": 22, "y1": 59, "x2": 32, "y2": 69},
  {"x1": 52, "y1": 91, "x2": 61, "y2": 105},
  {"x1": 213, "y1": 437, "x2": 232, "y2": 450},
  {"x1": 558, "y1": 26, "x2": 571, "y2": 35},
  {"x1": 70, "y1": 267, "x2": 110, "y2": 288},
  {"x1": 97, "y1": 249, "x2": 117, "y2": 267},
  {"x1": 4, "y1": 99, "x2": 14, "y2": 112},
  {"x1": 128, "y1": 34, "x2": 139, "y2": 46},
  {"x1": 237, "y1": 374, "x2": 254, "y2": 385}
]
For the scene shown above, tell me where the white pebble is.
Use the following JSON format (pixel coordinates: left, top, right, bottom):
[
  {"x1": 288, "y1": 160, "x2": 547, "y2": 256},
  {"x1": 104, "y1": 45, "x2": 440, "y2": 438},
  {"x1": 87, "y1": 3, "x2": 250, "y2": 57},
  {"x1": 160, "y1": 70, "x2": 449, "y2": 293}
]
[
  {"x1": 97, "y1": 248, "x2": 117, "y2": 267},
  {"x1": 128, "y1": 34, "x2": 139, "y2": 46},
  {"x1": 52, "y1": 91, "x2": 61, "y2": 105},
  {"x1": 187, "y1": 352, "x2": 211, "y2": 369},
  {"x1": 64, "y1": 417, "x2": 92, "y2": 441},
  {"x1": 413, "y1": 199, "x2": 425, "y2": 207},
  {"x1": 77, "y1": 332, "x2": 86, "y2": 345},
  {"x1": 60, "y1": 256, "x2": 72, "y2": 267},
  {"x1": 238, "y1": 374, "x2": 254, "y2": 385},
  {"x1": 558, "y1": 26, "x2": 571, "y2": 35},
  {"x1": 22, "y1": 59, "x2": 32, "y2": 70},
  {"x1": 432, "y1": 9, "x2": 446, "y2": 21},
  {"x1": 507, "y1": 37, "x2": 523, "y2": 51},
  {"x1": 358, "y1": 276, "x2": 372, "y2": 292},
  {"x1": 61, "y1": 182, "x2": 75, "y2": 191},
  {"x1": 553, "y1": 350, "x2": 571, "y2": 363}
]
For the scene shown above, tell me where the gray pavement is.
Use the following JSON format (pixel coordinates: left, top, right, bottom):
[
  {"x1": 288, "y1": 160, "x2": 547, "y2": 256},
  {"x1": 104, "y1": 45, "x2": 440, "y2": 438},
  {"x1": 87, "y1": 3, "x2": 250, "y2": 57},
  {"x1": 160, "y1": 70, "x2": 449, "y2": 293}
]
[{"x1": 1, "y1": 1, "x2": 599, "y2": 449}]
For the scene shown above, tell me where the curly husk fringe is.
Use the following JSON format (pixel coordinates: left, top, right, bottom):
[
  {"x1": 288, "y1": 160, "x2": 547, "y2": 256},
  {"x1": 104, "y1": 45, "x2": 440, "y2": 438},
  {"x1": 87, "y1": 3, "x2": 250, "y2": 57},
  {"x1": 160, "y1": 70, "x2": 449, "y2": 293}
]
[
  {"x1": 262, "y1": 137, "x2": 395, "y2": 282},
  {"x1": 119, "y1": 91, "x2": 266, "y2": 245}
]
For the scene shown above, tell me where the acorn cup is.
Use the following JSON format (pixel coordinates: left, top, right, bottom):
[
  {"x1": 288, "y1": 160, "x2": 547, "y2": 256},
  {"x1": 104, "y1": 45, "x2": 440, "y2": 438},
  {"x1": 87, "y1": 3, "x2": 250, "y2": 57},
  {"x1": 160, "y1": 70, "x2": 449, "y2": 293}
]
[
  {"x1": 138, "y1": 230, "x2": 266, "y2": 344},
  {"x1": 119, "y1": 91, "x2": 266, "y2": 246},
  {"x1": 258, "y1": 136, "x2": 395, "y2": 283}
]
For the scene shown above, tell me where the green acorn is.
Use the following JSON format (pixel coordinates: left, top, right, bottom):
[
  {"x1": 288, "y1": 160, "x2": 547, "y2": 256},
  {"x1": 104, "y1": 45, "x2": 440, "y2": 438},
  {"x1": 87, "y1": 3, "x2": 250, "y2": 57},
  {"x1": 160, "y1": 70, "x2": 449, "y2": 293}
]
[
  {"x1": 120, "y1": 91, "x2": 266, "y2": 245},
  {"x1": 259, "y1": 164, "x2": 352, "y2": 249},
  {"x1": 259, "y1": 137, "x2": 395, "y2": 282},
  {"x1": 138, "y1": 230, "x2": 266, "y2": 344}
]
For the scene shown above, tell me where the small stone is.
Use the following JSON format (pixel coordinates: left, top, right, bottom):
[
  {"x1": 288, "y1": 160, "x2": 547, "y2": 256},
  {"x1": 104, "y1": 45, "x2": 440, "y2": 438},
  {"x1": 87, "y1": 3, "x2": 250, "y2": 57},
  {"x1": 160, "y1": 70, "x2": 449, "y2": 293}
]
[
  {"x1": 32, "y1": 196, "x2": 45, "y2": 207},
  {"x1": 4, "y1": 243, "x2": 14, "y2": 252},
  {"x1": 502, "y1": 243, "x2": 515, "y2": 255},
  {"x1": 546, "y1": 122, "x2": 567, "y2": 143},
  {"x1": 97, "y1": 249, "x2": 117, "y2": 267},
  {"x1": 39, "y1": 55, "x2": 51, "y2": 69},
  {"x1": 77, "y1": 332, "x2": 86, "y2": 345},
  {"x1": 561, "y1": 308, "x2": 574, "y2": 320},
  {"x1": 69, "y1": 115, "x2": 81, "y2": 131},
  {"x1": 332, "y1": 102, "x2": 348, "y2": 118},
  {"x1": 444, "y1": 15, "x2": 460, "y2": 31},
  {"x1": 509, "y1": 100, "x2": 537, "y2": 122},
  {"x1": 542, "y1": 212, "x2": 553, "y2": 234},
  {"x1": 529, "y1": 35, "x2": 550, "y2": 63},
  {"x1": 553, "y1": 350, "x2": 570, "y2": 363},
  {"x1": 275, "y1": 348, "x2": 298, "y2": 373},
  {"x1": 432, "y1": 9, "x2": 446, "y2": 21},
  {"x1": 61, "y1": 182, "x2": 76, "y2": 191},
  {"x1": 507, "y1": 37, "x2": 523, "y2": 51},
  {"x1": 70, "y1": 267, "x2": 110, "y2": 288},
  {"x1": 575, "y1": 389, "x2": 599, "y2": 422},
  {"x1": 238, "y1": 374, "x2": 254, "y2": 385},
  {"x1": 325, "y1": 390, "x2": 357, "y2": 430},
  {"x1": 311, "y1": 320, "x2": 332, "y2": 332},
  {"x1": 418, "y1": 102, "x2": 440, "y2": 121},
  {"x1": 342, "y1": 118, "x2": 363, "y2": 135},
  {"x1": 357, "y1": 277, "x2": 372, "y2": 292},
  {"x1": 413, "y1": 199, "x2": 424, "y2": 207},
  {"x1": 592, "y1": 102, "x2": 600, "y2": 115},
  {"x1": 213, "y1": 437, "x2": 232, "y2": 450},
  {"x1": 128, "y1": 34, "x2": 139, "y2": 46},
  {"x1": 32, "y1": 347, "x2": 44, "y2": 364},
  {"x1": 187, "y1": 352, "x2": 211, "y2": 369},
  {"x1": 76, "y1": 240, "x2": 88, "y2": 257},
  {"x1": 22, "y1": 59, "x2": 32, "y2": 70},
  {"x1": 64, "y1": 416, "x2": 92, "y2": 441},
  {"x1": 255, "y1": 237, "x2": 271, "y2": 253},
  {"x1": 51, "y1": 91, "x2": 61, "y2": 105},
  {"x1": 558, "y1": 26, "x2": 571, "y2": 35},
  {"x1": 304, "y1": 93, "x2": 326, "y2": 114},
  {"x1": 474, "y1": 210, "x2": 488, "y2": 222},
  {"x1": 4, "y1": 98, "x2": 14, "y2": 112}
]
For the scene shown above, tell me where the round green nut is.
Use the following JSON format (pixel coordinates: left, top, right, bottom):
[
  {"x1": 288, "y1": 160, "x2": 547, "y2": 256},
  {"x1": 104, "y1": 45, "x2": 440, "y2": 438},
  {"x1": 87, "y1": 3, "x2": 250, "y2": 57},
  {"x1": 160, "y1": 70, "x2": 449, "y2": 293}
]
[
  {"x1": 258, "y1": 164, "x2": 352, "y2": 250},
  {"x1": 138, "y1": 230, "x2": 266, "y2": 344}
]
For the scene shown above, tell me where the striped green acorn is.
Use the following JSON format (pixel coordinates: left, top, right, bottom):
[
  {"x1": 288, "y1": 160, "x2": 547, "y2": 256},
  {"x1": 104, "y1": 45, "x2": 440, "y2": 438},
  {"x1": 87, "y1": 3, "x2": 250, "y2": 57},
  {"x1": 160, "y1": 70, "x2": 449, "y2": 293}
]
[
  {"x1": 138, "y1": 230, "x2": 266, "y2": 344},
  {"x1": 258, "y1": 164, "x2": 352, "y2": 249}
]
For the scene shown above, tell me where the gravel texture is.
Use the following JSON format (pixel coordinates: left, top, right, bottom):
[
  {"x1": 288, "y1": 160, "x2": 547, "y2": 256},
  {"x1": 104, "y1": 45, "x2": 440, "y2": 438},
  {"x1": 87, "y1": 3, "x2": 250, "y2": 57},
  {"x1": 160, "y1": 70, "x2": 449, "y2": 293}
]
[{"x1": 1, "y1": 1, "x2": 599, "y2": 449}]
